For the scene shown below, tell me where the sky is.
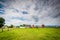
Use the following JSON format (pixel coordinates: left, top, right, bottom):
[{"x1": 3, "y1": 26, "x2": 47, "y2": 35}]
[{"x1": 0, "y1": 0, "x2": 60, "y2": 26}]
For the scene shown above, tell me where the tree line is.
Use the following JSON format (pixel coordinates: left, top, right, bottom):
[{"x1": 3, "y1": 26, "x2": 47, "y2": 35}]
[{"x1": 0, "y1": 17, "x2": 59, "y2": 32}]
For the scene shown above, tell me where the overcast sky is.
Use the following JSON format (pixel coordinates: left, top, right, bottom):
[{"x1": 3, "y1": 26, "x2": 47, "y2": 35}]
[{"x1": 0, "y1": 0, "x2": 60, "y2": 26}]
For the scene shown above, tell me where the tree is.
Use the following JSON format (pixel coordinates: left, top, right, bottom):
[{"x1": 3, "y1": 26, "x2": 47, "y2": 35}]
[
  {"x1": 0, "y1": 17, "x2": 5, "y2": 32},
  {"x1": 23, "y1": 24, "x2": 26, "y2": 26},
  {"x1": 9, "y1": 24, "x2": 14, "y2": 28},
  {"x1": 20, "y1": 25, "x2": 22, "y2": 27}
]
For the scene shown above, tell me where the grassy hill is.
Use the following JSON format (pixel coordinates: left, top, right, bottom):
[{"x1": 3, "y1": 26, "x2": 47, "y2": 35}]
[{"x1": 0, "y1": 28, "x2": 60, "y2": 40}]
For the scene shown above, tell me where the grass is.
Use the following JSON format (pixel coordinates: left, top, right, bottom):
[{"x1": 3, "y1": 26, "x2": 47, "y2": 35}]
[{"x1": 0, "y1": 28, "x2": 60, "y2": 40}]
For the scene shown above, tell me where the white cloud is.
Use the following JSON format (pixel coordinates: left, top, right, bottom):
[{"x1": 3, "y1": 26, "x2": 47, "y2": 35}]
[{"x1": 0, "y1": 0, "x2": 60, "y2": 26}]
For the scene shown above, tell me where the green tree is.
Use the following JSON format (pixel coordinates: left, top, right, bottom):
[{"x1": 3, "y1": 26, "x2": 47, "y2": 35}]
[
  {"x1": 0, "y1": 17, "x2": 5, "y2": 32},
  {"x1": 23, "y1": 24, "x2": 26, "y2": 26},
  {"x1": 20, "y1": 25, "x2": 22, "y2": 27},
  {"x1": 9, "y1": 24, "x2": 14, "y2": 28}
]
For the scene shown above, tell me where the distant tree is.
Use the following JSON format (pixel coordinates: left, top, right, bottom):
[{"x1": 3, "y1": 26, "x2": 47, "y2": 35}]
[
  {"x1": 20, "y1": 25, "x2": 22, "y2": 27},
  {"x1": 36, "y1": 26, "x2": 38, "y2": 28},
  {"x1": 23, "y1": 24, "x2": 26, "y2": 26},
  {"x1": 9, "y1": 24, "x2": 14, "y2": 28},
  {"x1": 0, "y1": 17, "x2": 5, "y2": 32}
]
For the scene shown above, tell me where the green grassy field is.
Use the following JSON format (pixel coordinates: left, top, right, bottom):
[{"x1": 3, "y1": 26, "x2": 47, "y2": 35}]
[{"x1": 0, "y1": 28, "x2": 60, "y2": 40}]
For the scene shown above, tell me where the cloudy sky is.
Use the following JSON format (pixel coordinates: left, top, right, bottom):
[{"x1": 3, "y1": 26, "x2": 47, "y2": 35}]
[{"x1": 0, "y1": 0, "x2": 60, "y2": 26}]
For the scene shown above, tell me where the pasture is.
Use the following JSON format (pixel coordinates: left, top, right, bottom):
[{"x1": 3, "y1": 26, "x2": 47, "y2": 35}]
[{"x1": 0, "y1": 28, "x2": 60, "y2": 40}]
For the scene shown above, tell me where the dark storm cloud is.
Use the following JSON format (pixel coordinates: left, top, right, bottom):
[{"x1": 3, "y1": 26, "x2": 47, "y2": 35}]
[
  {"x1": 52, "y1": 13, "x2": 60, "y2": 18},
  {"x1": 0, "y1": 0, "x2": 16, "y2": 8},
  {"x1": 0, "y1": 9, "x2": 4, "y2": 14},
  {"x1": 0, "y1": 4, "x2": 4, "y2": 8},
  {"x1": 32, "y1": 16, "x2": 39, "y2": 22},
  {"x1": 0, "y1": 0, "x2": 6, "y2": 2},
  {"x1": 0, "y1": 0, "x2": 15, "y2": 2},
  {"x1": 32, "y1": 0, "x2": 60, "y2": 22},
  {"x1": 0, "y1": 0, "x2": 60, "y2": 25},
  {"x1": 22, "y1": 11, "x2": 28, "y2": 14},
  {"x1": 0, "y1": 3, "x2": 5, "y2": 14}
]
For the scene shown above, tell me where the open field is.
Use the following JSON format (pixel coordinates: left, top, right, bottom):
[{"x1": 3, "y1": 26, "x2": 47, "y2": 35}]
[{"x1": 0, "y1": 28, "x2": 60, "y2": 40}]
